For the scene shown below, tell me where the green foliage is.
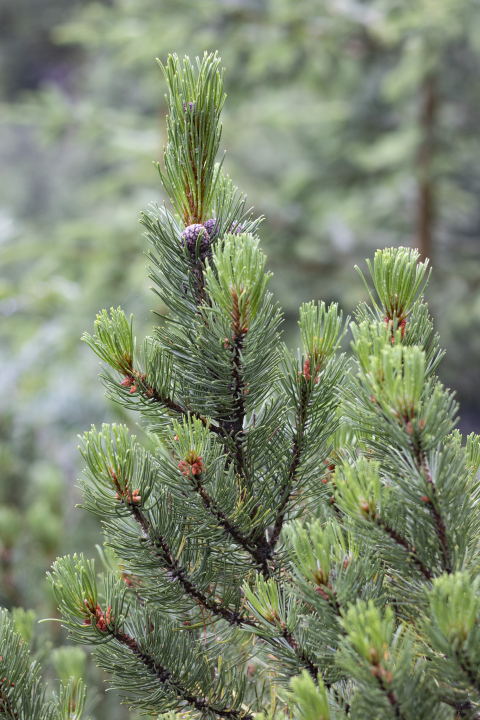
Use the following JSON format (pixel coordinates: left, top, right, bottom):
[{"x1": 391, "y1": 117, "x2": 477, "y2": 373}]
[
  {"x1": 290, "y1": 671, "x2": 332, "y2": 720},
  {"x1": 356, "y1": 247, "x2": 430, "y2": 323},
  {"x1": 298, "y1": 302, "x2": 345, "y2": 373},
  {"x1": 158, "y1": 53, "x2": 226, "y2": 225},
  {"x1": 79, "y1": 424, "x2": 155, "y2": 517},
  {"x1": 37, "y1": 54, "x2": 480, "y2": 720},
  {"x1": 49, "y1": 554, "x2": 253, "y2": 718},
  {"x1": 205, "y1": 233, "x2": 272, "y2": 333},
  {"x1": 0, "y1": 608, "x2": 87, "y2": 720},
  {"x1": 3, "y1": 4, "x2": 480, "y2": 713},
  {"x1": 83, "y1": 309, "x2": 135, "y2": 376},
  {"x1": 337, "y1": 604, "x2": 438, "y2": 720}
]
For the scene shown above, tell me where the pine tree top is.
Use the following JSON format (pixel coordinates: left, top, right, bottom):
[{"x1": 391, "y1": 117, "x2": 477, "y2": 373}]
[{"x1": 25, "y1": 53, "x2": 480, "y2": 720}]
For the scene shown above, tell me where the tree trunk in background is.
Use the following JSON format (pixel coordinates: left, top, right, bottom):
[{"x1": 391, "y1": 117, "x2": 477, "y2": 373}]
[{"x1": 416, "y1": 75, "x2": 437, "y2": 263}]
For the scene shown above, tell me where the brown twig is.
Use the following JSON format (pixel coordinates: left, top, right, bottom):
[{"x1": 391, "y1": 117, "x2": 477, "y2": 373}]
[
  {"x1": 374, "y1": 516, "x2": 433, "y2": 581},
  {"x1": 190, "y1": 476, "x2": 272, "y2": 576},
  {"x1": 268, "y1": 382, "x2": 309, "y2": 553},
  {"x1": 422, "y1": 455, "x2": 451, "y2": 573},
  {"x1": 109, "y1": 624, "x2": 253, "y2": 720},
  {"x1": 128, "y1": 503, "x2": 257, "y2": 628}
]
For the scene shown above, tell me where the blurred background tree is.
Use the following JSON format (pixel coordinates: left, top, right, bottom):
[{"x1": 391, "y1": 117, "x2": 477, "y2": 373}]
[{"x1": 1, "y1": 0, "x2": 480, "y2": 717}]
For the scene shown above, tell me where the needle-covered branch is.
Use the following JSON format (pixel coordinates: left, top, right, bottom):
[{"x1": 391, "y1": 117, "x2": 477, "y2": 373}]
[
  {"x1": 49, "y1": 556, "x2": 255, "y2": 720},
  {"x1": 269, "y1": 303, "x2": 348, "y2": 552},
  {"x1": 0, "y1": 609, "x2": 87, "y2": 720}
]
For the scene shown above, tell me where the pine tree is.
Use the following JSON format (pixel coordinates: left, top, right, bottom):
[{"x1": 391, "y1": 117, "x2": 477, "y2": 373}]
[{"x1": 43, "y1": 53, "x2": 480, "y2": 720}]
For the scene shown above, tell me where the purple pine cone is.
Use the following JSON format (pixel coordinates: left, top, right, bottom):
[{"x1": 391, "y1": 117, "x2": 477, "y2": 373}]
[
  {"x1": 203, "y1": 218, "x2": 218, "y2": 238},
  {"x1": 229, "y1": 221, "x2": 243, "y2": 235},
  {"x1": 181, "y1": 224, "x2": 210, "y2": 256}
]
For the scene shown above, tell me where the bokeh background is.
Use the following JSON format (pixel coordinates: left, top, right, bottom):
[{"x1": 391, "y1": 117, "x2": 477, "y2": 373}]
[{"x1": 1, "y1": 0, "x2": 480, "y2": 716}]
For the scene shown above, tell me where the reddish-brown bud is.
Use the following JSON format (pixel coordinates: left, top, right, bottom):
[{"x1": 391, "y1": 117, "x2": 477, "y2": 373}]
[
  {"x1": 131, "y1": 489, "x2": 141, "y2": 504},
  {"x1": 384, "y1": 316, "x2": 407, "y2": 342},
  {"x1": 360, "y1": 500, "x2": 371, "y2": 515},
  {"x1": 303, "y1": 358, "x2": 311, "y2": 382},
  {"x1": 178, "y1": 453, "x2": 204, "y2": 477}
]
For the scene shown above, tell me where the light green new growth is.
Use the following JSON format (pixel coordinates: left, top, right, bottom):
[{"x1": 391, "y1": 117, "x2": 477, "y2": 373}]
[
  {"x1": 299, "y1": 301, "x2": 345, "y2": 373},
  {"x1": 82, "y1": 308, "x2": 134, "y2": 375},
  {"x1": 356, "y1": 246, "x2": 430, "y2": 321},
  {"x1": 158, "y1": 52, "x2": 226, "y2": 225},
  {"x1": 204, "y1": 233, "x2": 271, "y2": 333},
  {"x1": 290, "y1": 671, "x2": 331, "y2": 720}
]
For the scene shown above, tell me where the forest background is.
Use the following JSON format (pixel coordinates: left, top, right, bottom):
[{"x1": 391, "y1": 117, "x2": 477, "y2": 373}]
[{"x1": 1, "y1": 0, "x2": 480, "y2": 718}]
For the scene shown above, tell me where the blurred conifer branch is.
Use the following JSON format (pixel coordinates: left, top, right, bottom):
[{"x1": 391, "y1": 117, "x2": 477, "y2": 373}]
[{"x1": 0, "y1": 608, "x2": 88, "y2": 720}]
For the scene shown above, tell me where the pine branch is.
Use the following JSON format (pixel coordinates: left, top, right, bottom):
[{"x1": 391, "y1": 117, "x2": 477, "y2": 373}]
[
  {"x1": 374, "y1": 514, "x2": 433, "y2": 581},
  {"x1": 201, "y1": 234, "x2": 276, "y2": 486},
  {"x1": 408, "y1": 430, "x2": 451, "y2": 574},
  {"x1": 422, "y1": 455, "x2": 452, "y2": 574},
  {"x1": 438, "y1": 696, "x2": 472, "y2": 716},
  {"x1": 56, "y1": 53, "x2": 480, "y2": 720},
  {"x1": 452, "y1": 650, "x2": 480, "y2": 705},
  {"x1": 269, "y1": 306, "x2": 346, "y2": 555},
  {"x1": 453, "y1": 700, "x2": 480, "y2": 720},
  {"x1": 158, "y1": 53, "x2": 225, "y2": 227},
  {"x1": 191, "y1": 473, "x2": 271, "y2": 575},
  {"x1": 457, "y1": 702, "x2": 480, "y2": 720},
  {"x1": 138, "y1": 378, "x2": 223, "y2": 436},
  {"x1": 225, "y1": 326, "x2": 248, "y2": 480},
  {"x1": 372, "y1": 673, "x2": 407, "y2": 720},
  {"x1": 281, "y1": 627, "x2": 321, "y2": 681},
  {"x1": 315, "y1": 583, "x2": 342, "y2": 617},
  {"x1": 0, "y1": 683, "x2": 20, "y2": 720},
  {"x1": 268, "y1": 383, "x2": 308, "y2": 552},
  {"x1": 0, "y1": 607, "x2": 87, "y2": 720},
  {"x1": 127, "y1": 501, "x2": 256, "y2": 628},
  {"x1": 107, "y1": 624, "x2": 253, "y2": 720}
]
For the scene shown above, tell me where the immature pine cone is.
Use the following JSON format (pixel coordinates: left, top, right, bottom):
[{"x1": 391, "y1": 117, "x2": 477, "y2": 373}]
[
  {"x1": 203, "y1": 218, "x2": 217, "y2": 238},
  {"x1": 229, "y1": 221, "x2": 243, "y2": 235},
  {"x1": 181, "y1": 224, "x2": 210, "y2": 256},
  {"x1": 182, "y1": 101, "x2": 196, "y2": 115}
]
